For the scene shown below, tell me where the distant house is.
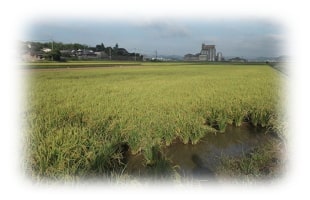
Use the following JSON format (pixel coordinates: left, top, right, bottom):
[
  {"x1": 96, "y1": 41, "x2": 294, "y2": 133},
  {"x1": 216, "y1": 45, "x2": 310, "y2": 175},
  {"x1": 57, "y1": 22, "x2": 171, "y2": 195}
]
[
  {"x1": 20, "y1": 44, "x2": 44, "y2": 61},
  {"x1": 60, "y1": 50, "x2": 72, "y2": 57},
  {"x1": 94, "y1": 51, "x2": 108, "y2": 59},
  {"x1": 184, "y1": 53, "x2": 200, "y2": 61},
  {"x1": 21, "y1": 51, "x2": 43, "y2": 61},
  {"x1": 68, "y1": 49, "x2": 97, "y2": 59},
  {"x1": 42, "y1": 48, "x2": 52, "y2": 53}
]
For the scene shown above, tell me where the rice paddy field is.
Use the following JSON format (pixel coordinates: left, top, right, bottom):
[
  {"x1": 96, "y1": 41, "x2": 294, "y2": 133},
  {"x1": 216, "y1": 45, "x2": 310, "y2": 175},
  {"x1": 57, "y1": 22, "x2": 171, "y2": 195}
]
[{"x1": 22, "y1": 62, "x2": 287, "y2": 182}]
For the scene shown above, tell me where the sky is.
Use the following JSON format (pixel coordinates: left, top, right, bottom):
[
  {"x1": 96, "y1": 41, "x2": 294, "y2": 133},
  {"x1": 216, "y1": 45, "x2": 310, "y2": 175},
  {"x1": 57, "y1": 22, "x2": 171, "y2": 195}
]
[{"x1": 23, "y1": 18, "x2": 286, "y2": 58}]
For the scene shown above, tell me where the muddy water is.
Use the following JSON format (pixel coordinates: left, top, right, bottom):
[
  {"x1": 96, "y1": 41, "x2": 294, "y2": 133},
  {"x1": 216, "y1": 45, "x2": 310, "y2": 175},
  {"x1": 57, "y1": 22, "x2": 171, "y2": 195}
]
[
  {"x1": 125, "y1": 123, "x2": 273, "y2": 179},
  {"x1": 163, "y1": 123, "x2": 271, "y2": 179}
]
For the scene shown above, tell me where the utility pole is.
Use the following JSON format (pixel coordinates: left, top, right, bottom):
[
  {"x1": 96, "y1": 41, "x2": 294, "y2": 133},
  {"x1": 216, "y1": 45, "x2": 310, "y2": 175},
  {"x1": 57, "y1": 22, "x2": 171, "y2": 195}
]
[
  {"x1": 50, "y1": 36, "x2": 54, "y2": 61},
  {"x1": 134, "y1": 48, "x2": 136, "y2": 61},
  {"x1": 83, "y1": 45, "x2": 86, "y2": 60},
  {"x1": 51, "y1": 39, "x2": 54, "y2": 61},
  {"x1": 155, "y1": 50, "x2": 157, "y2": 60},
  {"x1": 109, "y1": 48, "x2": 111, "y2": 60}
]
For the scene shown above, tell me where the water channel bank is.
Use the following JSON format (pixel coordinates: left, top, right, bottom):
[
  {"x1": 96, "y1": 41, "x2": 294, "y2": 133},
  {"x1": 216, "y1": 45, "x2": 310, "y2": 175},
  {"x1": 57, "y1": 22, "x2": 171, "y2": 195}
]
[{"x1": 123, "y1": 123, "x2": 285, "y2": 182}]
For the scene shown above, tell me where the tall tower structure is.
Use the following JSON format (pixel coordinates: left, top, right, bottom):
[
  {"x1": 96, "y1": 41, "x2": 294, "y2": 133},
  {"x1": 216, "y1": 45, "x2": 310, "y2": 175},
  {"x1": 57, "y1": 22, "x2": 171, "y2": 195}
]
[
  {"x1": 199, "y1": 43, "x2": 216, "y2": 61},
  {"x1": 217, "y1": 52, "x2": 222, "y2": 61}
]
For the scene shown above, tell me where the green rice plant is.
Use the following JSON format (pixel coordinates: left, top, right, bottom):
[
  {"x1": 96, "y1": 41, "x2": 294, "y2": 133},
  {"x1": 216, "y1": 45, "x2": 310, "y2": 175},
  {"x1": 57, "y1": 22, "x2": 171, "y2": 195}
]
[
  {"x1": 248, "y1": 108, "x2": 273, "y2": 128},
  {"x1": 143, "y1": 145, "x2": 162, "y2": 165},
  {"x1": 216, "y1": 111, "x2": 228, "y2": 133},
  {"x1": 174, "y1": 114, "x2": 190, "y2": 144},
  {"x1": 232, "y1": 108, "x2": 247, "y2": 127},
  {"x1": 135, "y1": 144, "x2": 181, "y2": 180},
  {"x1": 206, "y1": 108, "x2": 218, "y2": 128},
  {"x1": 259, "y1": 109, "x2": 272, "y2": 128},
  {"x1": 126, "y1": 131, "x2": 142, "y2": 155},
  {"x1": 206, "y1": 109, "x2": 228, "y2": 133},
  {"x1": 267, "y1": 113, "x2": 288, "y2": 140},
  {"x1": 226, "y1": 107, "x2": 234, "y2": 125},
  {"x1": 177, "y1": 131, "x2": 190, "y2": 145},
  {"x1": 187, "y1": 117, "x2": 207, "y2": 144},
  {"x1": 23, "y1": 63, "x2": 284, "y2": 180},
  {"x1": 161, "y1": 128, "x2": 176, "y2": 146},
  {"x1": 249, "y1": 111, "x2": 260, "y2": 127}
]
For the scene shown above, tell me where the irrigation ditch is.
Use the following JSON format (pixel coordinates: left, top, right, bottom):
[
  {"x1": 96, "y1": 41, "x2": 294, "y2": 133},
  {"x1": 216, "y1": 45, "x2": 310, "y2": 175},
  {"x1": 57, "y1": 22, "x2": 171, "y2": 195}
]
[{"x1": 115, "y1": 122, "x2": 285, "y2": 183}]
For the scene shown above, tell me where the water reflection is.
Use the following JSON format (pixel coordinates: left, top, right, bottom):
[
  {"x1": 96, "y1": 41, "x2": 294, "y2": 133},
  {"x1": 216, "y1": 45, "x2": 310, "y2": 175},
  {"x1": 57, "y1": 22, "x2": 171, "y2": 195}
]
[
  {"x1": 125, "y1": 123, "x2": 272, "y2": 180},
  {"x1": 163, "y1": 123, "x2": 270, "y2": 179},
  {"x1": 191, "y1": 154, "x2": 215, "y2": 180}
]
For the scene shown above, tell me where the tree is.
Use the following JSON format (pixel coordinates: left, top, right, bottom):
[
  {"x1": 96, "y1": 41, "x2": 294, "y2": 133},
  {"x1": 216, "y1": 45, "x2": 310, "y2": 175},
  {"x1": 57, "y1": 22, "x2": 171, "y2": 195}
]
[
  {"x1": 114, "y1": 43, "x2": 119, "y2": 50},
  {"x1": 96, "y1": 43, "x2": 105, "y2": 51},
  {"x1": 72, "y1": 43, "x2": 84, "y2": 50},
  {"x1": 44, "y1": 49, "x2": 61, "y2": 61},
  {"x1": 113, "y1": 43, "x2": 119, "y2": 55}
]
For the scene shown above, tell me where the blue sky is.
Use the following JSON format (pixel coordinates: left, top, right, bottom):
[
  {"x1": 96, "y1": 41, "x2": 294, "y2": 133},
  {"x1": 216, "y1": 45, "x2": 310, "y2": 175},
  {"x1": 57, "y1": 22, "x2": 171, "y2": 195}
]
[{"x1": 24, "y1": 18, "x2": 286, "y2": 58}]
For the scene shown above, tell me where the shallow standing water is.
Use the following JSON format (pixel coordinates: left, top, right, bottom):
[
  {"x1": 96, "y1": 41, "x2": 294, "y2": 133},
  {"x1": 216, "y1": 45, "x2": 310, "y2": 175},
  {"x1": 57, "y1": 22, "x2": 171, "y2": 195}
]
[{"x1": 125, "y1": 123, "x2": 275, "y2": 179}]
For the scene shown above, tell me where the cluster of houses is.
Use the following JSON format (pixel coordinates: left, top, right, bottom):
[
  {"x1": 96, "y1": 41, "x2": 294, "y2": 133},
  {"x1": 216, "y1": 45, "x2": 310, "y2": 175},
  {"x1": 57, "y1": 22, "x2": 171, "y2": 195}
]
[
  {"x1": 20, "y1": 42, "x2": 143, "y2": 62},
  {"x1": 60, "y1": 49, "x2": 104, "y2": 59}
]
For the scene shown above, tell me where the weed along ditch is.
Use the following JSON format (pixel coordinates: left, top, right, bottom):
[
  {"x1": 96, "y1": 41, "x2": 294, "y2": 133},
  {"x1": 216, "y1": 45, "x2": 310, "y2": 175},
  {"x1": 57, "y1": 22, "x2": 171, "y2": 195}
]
[
  {"x1": 23, "y1": 62, "x2": 287, "y2": 183},
  {"x1": 124, "y1": 123, "x2": 284, "y2": 182}
]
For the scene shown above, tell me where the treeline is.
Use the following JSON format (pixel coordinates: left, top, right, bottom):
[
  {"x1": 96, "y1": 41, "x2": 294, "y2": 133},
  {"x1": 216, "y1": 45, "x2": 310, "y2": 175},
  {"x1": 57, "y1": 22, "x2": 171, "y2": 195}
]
[
  {"x1": 24, "y1": 41, "x2": 112, "y2": 52},
  {"x1": 22, "y1": 41, "x2": 142, "y2": 61},
  {"x1": 24, "y1": 41, "x2": 85, "y2": 51}
]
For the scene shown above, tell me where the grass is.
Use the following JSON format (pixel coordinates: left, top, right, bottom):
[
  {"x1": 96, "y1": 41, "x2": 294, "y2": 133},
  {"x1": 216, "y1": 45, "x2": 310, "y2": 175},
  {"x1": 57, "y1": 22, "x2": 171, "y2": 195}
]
[
  {"x1": 215, "y1": 138, "x2": 285, "y2": 182},
  {"x1": 23, "y1": 62, "x2": 285, "y2": 181}
]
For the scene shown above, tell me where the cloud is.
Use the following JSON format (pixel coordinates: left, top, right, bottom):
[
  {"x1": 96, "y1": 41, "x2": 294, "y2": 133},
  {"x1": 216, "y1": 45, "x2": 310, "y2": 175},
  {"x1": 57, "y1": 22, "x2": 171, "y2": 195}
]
[
  {"x1": 212, "y1": 32, "x2": 286, "y2": 58},
  {"x1": 239, "y1": 33, "x2": 285, "y2": 56},
  {"x1": 137, "y1": 20, "x2": 191, "y2": 38}
]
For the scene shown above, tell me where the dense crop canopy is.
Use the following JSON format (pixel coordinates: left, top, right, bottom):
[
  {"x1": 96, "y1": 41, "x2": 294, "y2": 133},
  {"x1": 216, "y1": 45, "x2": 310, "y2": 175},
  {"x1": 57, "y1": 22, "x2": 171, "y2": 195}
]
[{"x1": 23, "y1": 63, "x2": 285, "y2": 180}]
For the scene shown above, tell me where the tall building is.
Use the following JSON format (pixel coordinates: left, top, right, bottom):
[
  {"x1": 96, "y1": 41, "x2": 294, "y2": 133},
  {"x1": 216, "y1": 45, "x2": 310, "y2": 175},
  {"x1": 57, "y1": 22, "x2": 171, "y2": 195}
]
[
  {"x1": 217, "y1": 52, "x2": 222, "y2": 61},
  {"x1": 183, "y1": 43, "x2": 222, "y2": 61},
  {"x1": 199, "y1": 44, "x2": 216, "y2": 61}
]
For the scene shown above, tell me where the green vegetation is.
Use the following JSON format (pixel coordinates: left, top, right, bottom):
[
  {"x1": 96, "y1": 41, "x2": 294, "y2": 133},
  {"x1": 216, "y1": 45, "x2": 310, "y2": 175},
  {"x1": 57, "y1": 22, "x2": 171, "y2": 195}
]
[
  {"x1": 21, "y1": 41, "x2": 143, "y2": 62},
  {"x1": 216, "y1": 139, "x2": 285, "y2": 182},
  {"x1": 23, "y1": 62, "x2": 285, "y2": 181},
  {"x1": 21, "y1": 61, "x2": 143, "y2": 69}
]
